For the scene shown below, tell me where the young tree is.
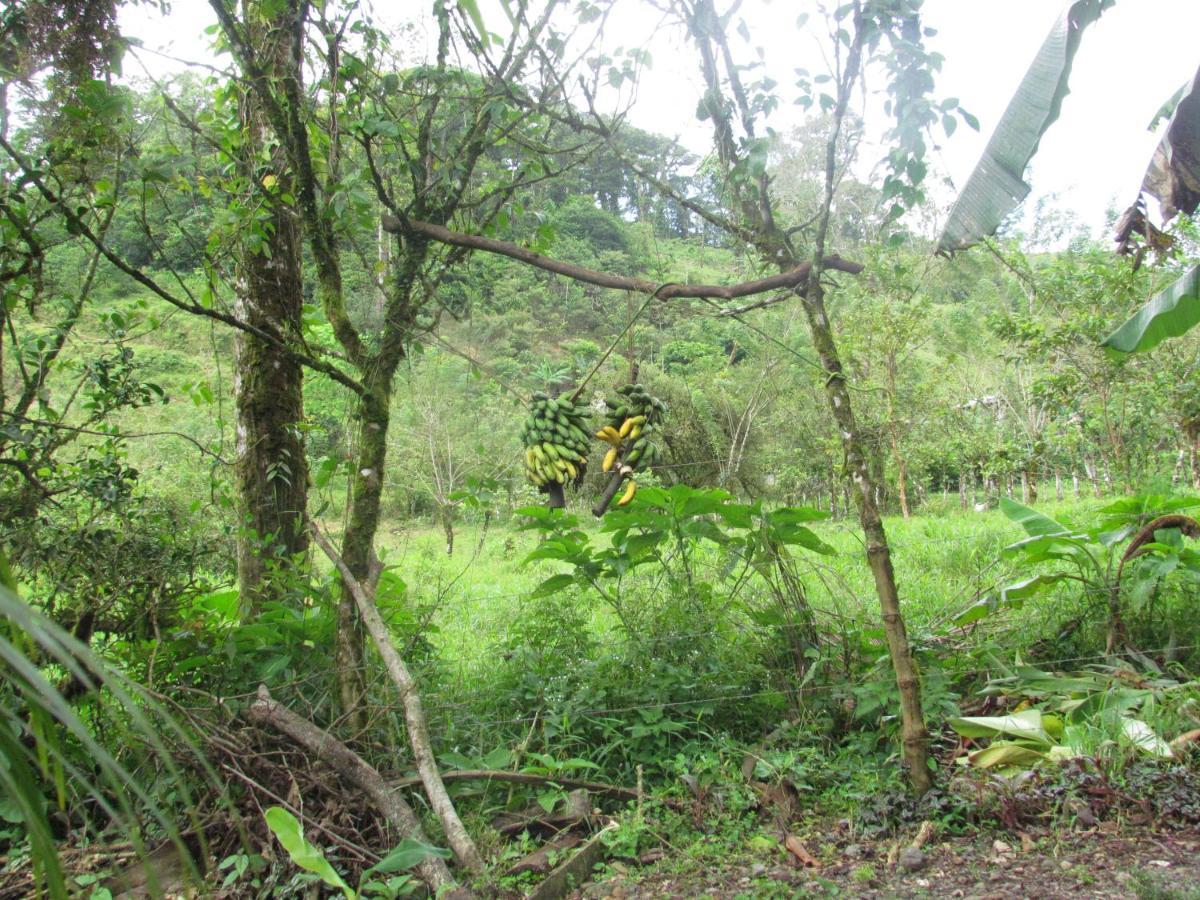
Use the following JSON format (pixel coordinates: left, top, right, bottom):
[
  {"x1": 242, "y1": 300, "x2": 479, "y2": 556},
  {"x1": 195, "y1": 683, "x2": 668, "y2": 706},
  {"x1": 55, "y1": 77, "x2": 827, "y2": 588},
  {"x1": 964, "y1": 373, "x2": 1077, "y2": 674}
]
[{"x1": 654, "y1": 0, "x2": 949, "y2": 792}]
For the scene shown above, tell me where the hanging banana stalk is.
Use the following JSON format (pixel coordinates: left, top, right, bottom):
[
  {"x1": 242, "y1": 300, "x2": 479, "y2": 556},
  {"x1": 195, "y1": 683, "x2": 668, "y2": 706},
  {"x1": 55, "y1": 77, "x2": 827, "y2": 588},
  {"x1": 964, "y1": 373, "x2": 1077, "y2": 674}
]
[
  {"x1": 521, "y1": 392, "x2": 592, "y2": 509},
  {"x1": 592, "y1": 382, "x2": 666, "y2": 517}
]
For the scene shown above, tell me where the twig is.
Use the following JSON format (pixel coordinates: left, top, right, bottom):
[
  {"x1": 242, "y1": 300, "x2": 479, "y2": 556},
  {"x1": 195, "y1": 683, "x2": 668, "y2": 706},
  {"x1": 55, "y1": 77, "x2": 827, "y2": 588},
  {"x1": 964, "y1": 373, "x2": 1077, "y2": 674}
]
[{"x1": 389, "y1": 769, "x2": 642, "y2": 802}]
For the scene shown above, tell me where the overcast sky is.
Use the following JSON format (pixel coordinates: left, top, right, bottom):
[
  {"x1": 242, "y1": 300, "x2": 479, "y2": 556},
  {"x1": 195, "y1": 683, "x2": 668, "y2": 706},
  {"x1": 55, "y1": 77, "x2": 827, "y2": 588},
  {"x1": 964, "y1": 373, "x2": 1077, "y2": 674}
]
[{"x1": 120, "y1": 0, "x2": 1200, "y2": 240}]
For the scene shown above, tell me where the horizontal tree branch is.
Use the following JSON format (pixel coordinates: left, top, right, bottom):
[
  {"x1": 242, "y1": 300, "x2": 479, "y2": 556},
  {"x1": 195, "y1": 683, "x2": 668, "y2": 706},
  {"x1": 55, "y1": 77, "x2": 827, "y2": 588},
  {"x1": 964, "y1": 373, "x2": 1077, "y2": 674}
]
[{"x1": 382, "y1": 215, "x2": 863, "y2": 299}]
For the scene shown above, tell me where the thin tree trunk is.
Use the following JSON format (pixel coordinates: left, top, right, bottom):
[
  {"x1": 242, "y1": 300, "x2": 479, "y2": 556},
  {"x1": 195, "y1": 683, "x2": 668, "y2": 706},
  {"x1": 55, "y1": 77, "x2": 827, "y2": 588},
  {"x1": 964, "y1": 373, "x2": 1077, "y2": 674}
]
[
  {"x1": 1020, "y1": 470, "x2": 1029, "y2": 504},
  {"x1": 234, "y1": 7, "x2": 308, "y2": 617},
  {"x1": 800, "y1": 285, "x2": 932, "y2": 793},
  {"x1": 1073, "y1": 471, "x2": 1081, "y2": 500},
  {"x1": 1055, "y1": 470, "x2": 1063, "y2": 502},
  {"x1": 959, "y1": 472, "x2": 968, "y2": 509},
  {"x1": 310, "y1": 524, "x2": 485, "y2": 874},
  {"x1": 441, "y1": 506, "x2": 455, "y2": 556}
]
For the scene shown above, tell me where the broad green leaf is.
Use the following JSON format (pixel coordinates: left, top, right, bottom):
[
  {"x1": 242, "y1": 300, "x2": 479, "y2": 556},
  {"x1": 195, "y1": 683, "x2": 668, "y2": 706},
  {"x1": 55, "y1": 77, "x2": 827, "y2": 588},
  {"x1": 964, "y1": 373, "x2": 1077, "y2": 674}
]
[
  {"x1": 480, "y1": 746, "x2": 513, "y2": 769},
  {"x1": 365, "y1": 838, "x2": 451, "y2": 875},
  {"x1": 1102, "y1": 265, "x2": 1200, "y2": 357},
  {"x1": 1000, "y1": 497, "x2": 1070, "y2": 537},
  {"x1": 938, "y1": 0, "x2": 1114, "y2": 254},
  {"x1": 530, "y1": 573, "x2": 575, "y2": 598},
  {"x1": 949, "y1": 709, "x2": 1054, "y2": 747},
  {"x1": 954, "y1": 573, "x2": 1070, "y2": 625},
  {"x1": 264, "y1": 807, "x2": 353, "y2": 898}
]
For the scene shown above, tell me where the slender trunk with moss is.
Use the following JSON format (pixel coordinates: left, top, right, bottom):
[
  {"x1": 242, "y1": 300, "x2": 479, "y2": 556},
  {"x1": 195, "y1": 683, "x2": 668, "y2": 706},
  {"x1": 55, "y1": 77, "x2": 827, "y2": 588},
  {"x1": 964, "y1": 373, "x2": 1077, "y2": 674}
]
[
  {"x1": 334, "y1": 376, "x2": 390, "y2": 720},
  {"x1": 800, "y1": 281, "x2": 933, "y2": 793},
  {"x1": 333, "y1": 239, "x2": 428, "y2": 720},
  {"x1": 789, "y1": 4, "x2": 931, "y2": 791}
]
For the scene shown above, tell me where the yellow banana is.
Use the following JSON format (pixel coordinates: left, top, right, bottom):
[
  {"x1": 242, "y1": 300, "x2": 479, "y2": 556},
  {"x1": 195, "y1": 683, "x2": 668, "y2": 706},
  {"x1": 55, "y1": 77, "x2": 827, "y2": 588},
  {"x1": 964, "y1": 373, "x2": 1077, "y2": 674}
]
[
  {"x1": 618, "y1": 418, "x2": 634, "y2": 438},
  {"x1": 595, "y1": 426, "x2": 622, "y2": 445},
  {"x1": 564, "y1": 460, "x2": 578, "y2": 479},
  {"x1": 630, "y1": 424, "x2": 642, "y2": 440},
  {"x1": 617, "y1": 478, "x2": 637, "y2": 506},
  {"x1": 629, "y1": 415, "x2": 647, "y2": 426},
  {"x1": 602, "y1": 446, "x2": 618, "y2": 472}
]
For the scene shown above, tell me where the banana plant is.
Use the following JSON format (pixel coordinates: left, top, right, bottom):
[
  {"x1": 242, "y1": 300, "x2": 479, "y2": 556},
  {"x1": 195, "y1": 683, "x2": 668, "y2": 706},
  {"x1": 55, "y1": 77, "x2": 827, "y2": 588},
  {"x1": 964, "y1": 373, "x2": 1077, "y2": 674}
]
[{"x1": 954, "y1": 496, "x2": 1200, "y2": 651}]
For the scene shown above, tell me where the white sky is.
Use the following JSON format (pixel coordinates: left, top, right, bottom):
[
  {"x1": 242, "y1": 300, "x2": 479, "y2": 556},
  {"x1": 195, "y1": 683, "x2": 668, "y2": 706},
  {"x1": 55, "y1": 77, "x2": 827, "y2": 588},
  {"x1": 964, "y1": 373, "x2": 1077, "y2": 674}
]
[{"x1": 120, "y1": 0, "x2": 1200, "y2": 239}]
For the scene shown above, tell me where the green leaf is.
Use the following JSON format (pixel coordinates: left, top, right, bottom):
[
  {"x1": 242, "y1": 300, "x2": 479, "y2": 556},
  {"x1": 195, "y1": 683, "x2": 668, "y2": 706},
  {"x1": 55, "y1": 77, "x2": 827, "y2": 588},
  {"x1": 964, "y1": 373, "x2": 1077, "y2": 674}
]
[
  {"x1": 938, "y1": 0, "x2": 1114, "y2": 253},
  {"x1": 1102, "y1": 265, "x2": 1200, "y2": 356},
  {"x1": 953, "y1": 573, "x2": 1068, "y2": 625},
  {"x1": 530, "y1": 573, "x2": 575, "y2": 598},
  {"x1": 999, "y1": 497, "x2": 1069, "y2": 537},
  {"x1": 949, "y1": 709, "x2": 1054, "y2": 747},
  {"x1": 365, "y1": 839, "x2": 451, "y2": 875},
  {"x1": 264, "y1": 807, "x2": 354, "y2": 898},
  {"x1": 480, "y1": 746, "x2": 514, "y2": 769}
]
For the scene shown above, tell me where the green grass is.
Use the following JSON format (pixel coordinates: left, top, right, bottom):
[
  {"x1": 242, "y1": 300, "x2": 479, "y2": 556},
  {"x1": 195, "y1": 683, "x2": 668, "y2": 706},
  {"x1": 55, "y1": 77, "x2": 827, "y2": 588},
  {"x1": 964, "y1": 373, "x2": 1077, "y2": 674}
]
[{"x1": 352, "y1": 494, "x2": 1114, "y2": 695}]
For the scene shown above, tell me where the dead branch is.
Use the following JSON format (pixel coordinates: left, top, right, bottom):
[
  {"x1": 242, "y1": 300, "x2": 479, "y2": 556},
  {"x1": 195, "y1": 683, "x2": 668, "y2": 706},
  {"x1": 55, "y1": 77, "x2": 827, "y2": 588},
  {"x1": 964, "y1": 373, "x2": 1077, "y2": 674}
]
[
  {"x1": 381, "y1": 215, "x2": 863, "y2": 299},
  {"x1": 307, "y1": 522, "x2": 485, "y2": 874},
  {"x1": 244, "y1": 686, "x2": 462, "y2": 895},
  {"x1": 389, "y1": 769, "x2": 641, "y2": 802}
]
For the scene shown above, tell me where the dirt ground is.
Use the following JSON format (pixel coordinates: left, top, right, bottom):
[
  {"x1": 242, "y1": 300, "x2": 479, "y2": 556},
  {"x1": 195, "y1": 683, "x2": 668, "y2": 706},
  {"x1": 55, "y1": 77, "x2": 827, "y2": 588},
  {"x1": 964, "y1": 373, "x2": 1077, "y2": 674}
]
[{"x1": 571, "y1": 827, "x2": 1200, "y2": 899}]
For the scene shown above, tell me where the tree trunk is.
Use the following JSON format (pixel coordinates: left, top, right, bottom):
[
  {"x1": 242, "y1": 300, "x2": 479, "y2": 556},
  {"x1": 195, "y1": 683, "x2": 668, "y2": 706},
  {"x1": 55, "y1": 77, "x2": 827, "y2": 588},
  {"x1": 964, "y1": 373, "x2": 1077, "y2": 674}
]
[
  {"x1": 959, "y1": 472, "x2": 968, "y2": 509},
  {"x1": 234, "y1": 7, "x2": 308, "y2": 618},
  {"x1": 1020, "y1": 470, "x2": 1029, "y2": 504},
  {"x1": 1073, "y1": 471, "x2": 1081, "y2": 500},
  {"x1": 1055, "y1": 470, "x2": 1063, "y2": 502},
  {"x1": 334, "y1": 376, "x2": 390, "y2": 726},
  {"x1": 800, "y1": 284, "x2": 932, "y2": 794},
  {"x1": 441, "y1": 506, "x2": 455, "y2": 556}
]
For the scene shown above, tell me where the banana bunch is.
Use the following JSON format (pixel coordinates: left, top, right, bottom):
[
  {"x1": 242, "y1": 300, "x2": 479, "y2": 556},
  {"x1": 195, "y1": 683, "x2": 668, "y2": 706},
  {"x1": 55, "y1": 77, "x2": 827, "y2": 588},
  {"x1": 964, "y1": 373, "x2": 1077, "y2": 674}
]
[
  {"x1": 596, "y1": 383, "x2": 665, "y2": 506},
  {"x1": 521, "y1": 392, "x2": 592, "y2": 489}
]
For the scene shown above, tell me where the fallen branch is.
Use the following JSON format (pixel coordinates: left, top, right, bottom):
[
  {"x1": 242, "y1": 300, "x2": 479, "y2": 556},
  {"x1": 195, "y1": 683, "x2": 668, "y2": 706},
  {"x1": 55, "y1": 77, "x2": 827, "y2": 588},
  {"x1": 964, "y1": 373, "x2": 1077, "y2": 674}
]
[
  {"x1": 308, "y1": 522, "x2": 485, "y2": 874},
  {"x1": 390, "y1": 769, "x2": 641, "y2": 802},
  {"x1": 382, "y1": 215, "x2": 863, "y2": 300},
  {"x1": 244, "y1": 686, "x2": 463, "y2": 895}
]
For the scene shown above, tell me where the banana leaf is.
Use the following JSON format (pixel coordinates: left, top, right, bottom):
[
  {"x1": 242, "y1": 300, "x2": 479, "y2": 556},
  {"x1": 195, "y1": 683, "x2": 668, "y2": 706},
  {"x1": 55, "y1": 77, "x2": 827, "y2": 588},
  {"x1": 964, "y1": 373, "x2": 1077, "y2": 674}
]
[
  {"x1": 938, "y1": 0, "x2": 1114, "y2": 254},
  {"x1": 949, "y1": 709, "x2": 1059, "y2": 747},
  {"x1": 1128, "y1": 64, "x2": 1200, "y2": 223},
  {"x1": 1101, "y1": 264, "x2": 1200, "y2": 356}
]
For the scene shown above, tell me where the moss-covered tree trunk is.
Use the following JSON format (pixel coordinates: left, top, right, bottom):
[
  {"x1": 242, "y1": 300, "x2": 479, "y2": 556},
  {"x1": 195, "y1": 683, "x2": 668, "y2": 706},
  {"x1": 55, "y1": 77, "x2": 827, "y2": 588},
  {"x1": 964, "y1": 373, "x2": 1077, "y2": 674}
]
[
  {"x1": 233, "y1": 5, "x2": 308, "y2": 618},
  {"x1": 333, "y1": 375, "x2": 390, "y2": 721},
  {"x1": 333, "y1": 239, "x2": 427, "y2": 722}
]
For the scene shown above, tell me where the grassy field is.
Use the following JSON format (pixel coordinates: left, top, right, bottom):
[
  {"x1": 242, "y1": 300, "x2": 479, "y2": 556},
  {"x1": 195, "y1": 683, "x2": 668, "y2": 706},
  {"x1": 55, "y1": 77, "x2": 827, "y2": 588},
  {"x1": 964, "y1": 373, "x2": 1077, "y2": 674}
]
[{"x1": 355, "y1": 495, "x2": 1113, "y2": 693}]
